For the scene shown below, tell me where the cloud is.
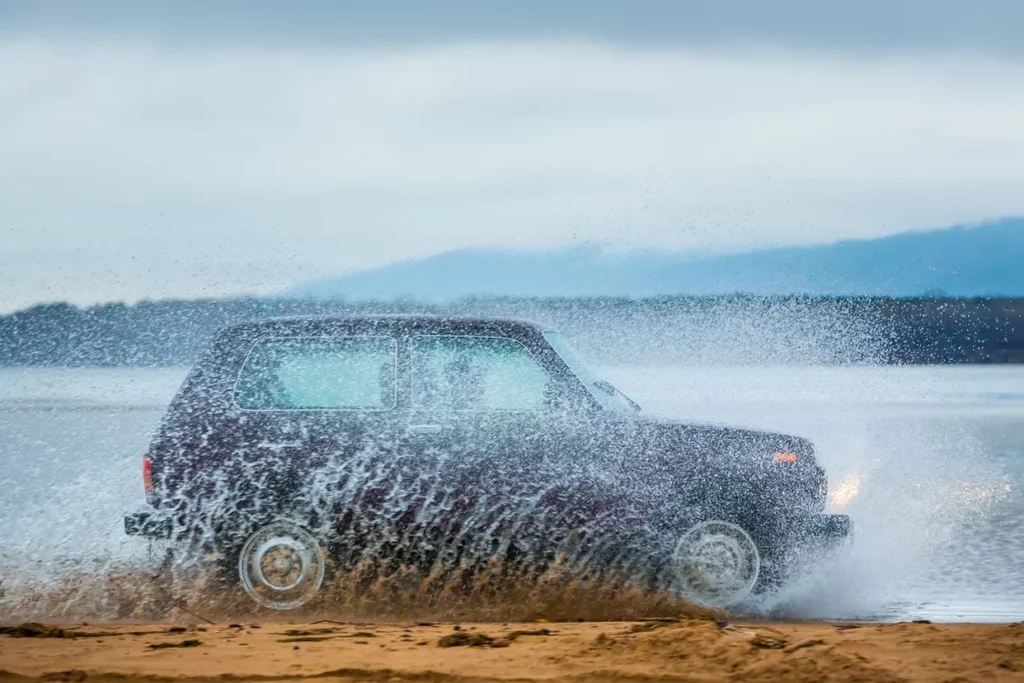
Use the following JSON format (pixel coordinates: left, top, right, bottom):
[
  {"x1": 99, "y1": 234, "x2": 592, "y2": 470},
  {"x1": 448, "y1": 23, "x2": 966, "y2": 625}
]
[
  {"x1": 5, "y1": 1, "x2": 1024, "y2": 54},
  {"x1": 2, "y1": 39, "x2": 1024, "y2": 310}
]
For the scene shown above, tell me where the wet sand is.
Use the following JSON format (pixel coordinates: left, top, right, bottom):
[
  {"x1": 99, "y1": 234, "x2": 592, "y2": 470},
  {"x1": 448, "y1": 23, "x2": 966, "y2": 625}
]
[{"x1": 2, "y1": 619, "x2": 1023, "y2": 682}]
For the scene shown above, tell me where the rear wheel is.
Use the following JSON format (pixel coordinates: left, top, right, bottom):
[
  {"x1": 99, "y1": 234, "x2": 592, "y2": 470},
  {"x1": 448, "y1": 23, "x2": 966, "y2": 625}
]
[{"x1": 236, "y1": 521, "x2": 326, "y2": 610}]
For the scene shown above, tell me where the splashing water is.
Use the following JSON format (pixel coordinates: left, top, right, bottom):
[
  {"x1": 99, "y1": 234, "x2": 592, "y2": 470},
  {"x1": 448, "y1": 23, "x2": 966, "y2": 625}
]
[
  {"x1": 607, "y1": 364, "x2": 1022, "y2": 622},
  {"x1": 1, "y1": 361, "x2": 1022, "y2": 623}
]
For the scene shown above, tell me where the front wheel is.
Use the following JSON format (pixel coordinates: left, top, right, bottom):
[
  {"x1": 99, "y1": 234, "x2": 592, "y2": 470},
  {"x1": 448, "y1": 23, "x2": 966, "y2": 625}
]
[{"x1": 670, "y1": 520, "x2": 761, "y2": 607}]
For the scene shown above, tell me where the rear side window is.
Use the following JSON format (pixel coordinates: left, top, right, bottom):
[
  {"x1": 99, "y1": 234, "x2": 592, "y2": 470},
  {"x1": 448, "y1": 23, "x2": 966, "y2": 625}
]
[
  {"x1": 234, "y1": 337, "x2": 397, "y2": 410},
  {"x1": 412, "y1": 335, "x2": 552, "y2": 411}
]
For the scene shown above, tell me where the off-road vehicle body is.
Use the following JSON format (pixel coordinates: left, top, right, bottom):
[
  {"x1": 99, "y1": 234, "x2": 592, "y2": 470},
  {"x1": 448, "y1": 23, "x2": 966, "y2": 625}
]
[{"x1": 126, "y1": 315, "x2": 849, "y2": 609}]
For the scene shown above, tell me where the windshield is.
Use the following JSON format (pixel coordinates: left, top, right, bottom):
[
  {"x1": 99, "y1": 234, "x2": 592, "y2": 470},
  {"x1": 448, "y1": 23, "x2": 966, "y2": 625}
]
[{"x1": 543, "y1": 332, "x2": 640, "y2": 413}]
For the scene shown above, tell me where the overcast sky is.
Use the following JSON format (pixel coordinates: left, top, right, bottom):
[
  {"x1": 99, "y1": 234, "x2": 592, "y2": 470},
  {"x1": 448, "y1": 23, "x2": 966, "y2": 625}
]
[{"x1": 2, "y1": 1, "x2": 1024, "y2": 311}]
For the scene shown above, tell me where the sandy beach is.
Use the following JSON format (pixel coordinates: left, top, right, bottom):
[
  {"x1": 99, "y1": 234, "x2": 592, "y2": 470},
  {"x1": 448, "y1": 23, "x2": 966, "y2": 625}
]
[{"x1": 2, "y1": 618, "x2": 1023, "y2": 682}]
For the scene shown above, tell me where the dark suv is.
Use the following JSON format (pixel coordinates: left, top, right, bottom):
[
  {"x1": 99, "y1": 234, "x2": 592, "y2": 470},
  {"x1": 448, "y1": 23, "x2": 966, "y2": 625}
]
[{"x1": 126, "y1": 315, "x2": 849, "y2": 610}]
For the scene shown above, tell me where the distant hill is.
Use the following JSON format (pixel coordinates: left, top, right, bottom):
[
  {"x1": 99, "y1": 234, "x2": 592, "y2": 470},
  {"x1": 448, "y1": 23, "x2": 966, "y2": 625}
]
[{"x1": 288, "y1": 219, "x2": 1024, "y2": 299}]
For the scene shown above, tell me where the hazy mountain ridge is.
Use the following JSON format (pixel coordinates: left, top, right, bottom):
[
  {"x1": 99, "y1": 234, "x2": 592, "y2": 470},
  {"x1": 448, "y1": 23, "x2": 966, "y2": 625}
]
[
  {"x1": 289, "y1": 219, "x2": 1024, "y2": 300},
  {"x1": 3, "y1": 220, "x2": 1022, "y2": 367}
]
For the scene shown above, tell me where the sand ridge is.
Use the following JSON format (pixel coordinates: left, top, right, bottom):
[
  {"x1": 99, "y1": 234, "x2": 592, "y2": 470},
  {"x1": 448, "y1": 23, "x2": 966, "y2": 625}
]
[{"x1": 2, "y1": 619, "x2": 1024, "y2": 682}]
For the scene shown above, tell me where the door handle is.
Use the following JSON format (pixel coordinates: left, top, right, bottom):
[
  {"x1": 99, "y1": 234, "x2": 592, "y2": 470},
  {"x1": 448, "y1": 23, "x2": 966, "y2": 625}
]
[
  {"x1": 407, "y1": 424, "x2": 443, "y2": 435},
  {"x1": 257, "y1": 441, "x2": 303, "y2": 449}
]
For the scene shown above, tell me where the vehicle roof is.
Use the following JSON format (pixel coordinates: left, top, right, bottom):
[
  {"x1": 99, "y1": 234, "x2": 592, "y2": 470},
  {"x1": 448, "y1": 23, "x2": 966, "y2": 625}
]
[{"x1": 220, "y1": 314, "x2": 549, "y2": 337}]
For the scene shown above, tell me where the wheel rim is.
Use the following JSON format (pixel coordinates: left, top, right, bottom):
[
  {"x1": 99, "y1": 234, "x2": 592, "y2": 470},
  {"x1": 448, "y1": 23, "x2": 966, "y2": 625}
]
[
  {"x1": 238, "y1": 522, "x2": 325, "y2": 610},
  {"x1": 672, "y1": 520, "x2": 760, "y2": 607}
]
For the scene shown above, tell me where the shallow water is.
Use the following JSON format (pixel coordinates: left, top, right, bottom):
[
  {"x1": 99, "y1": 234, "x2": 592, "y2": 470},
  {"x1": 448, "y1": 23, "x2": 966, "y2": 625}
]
[{"x1": 1, "y1": 365, "x2": 1022, "y2": 622}]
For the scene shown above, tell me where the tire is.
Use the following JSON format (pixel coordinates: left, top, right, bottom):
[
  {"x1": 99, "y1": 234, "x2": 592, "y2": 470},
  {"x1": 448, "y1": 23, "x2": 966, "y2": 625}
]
[
  {"x1": 668, "y1": 519, "x2": 763, "y2": 608},
  {"x1": 227, "y1": 521, "x2": 327, "y2": 611}
]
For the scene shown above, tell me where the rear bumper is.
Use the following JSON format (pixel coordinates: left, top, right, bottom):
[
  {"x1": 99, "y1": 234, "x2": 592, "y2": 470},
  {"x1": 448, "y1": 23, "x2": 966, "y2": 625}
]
[{"x1": 124, "y1": 507, "x2": 174, "y2": 539}]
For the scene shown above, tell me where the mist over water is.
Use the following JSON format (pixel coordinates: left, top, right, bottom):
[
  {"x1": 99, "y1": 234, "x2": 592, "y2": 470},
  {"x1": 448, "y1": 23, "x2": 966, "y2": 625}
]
[{"x1": 2, "y1": 361, "x2": 1021, "y2": 622}]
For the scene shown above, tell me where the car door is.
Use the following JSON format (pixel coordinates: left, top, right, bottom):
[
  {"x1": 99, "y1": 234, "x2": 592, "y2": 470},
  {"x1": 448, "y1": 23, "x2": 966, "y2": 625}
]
[
  {"x1": 403, "y1": 333, "x2": 579, "y2": 565},
  {"x1": 227, "y1": 332, "x2": 402, "y2": 540}
]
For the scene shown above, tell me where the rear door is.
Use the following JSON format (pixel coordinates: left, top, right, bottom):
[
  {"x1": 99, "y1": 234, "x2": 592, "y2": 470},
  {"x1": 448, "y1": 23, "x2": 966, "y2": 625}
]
[{"x1": 227, "y1": 332, "x2": 402, "y2": 536}]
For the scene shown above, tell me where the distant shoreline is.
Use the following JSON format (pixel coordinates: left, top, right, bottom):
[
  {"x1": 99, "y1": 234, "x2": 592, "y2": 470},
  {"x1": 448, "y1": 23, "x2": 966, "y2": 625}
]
[{"x1": 2, "y1": 295, "x2": 1022, "y2": 366}]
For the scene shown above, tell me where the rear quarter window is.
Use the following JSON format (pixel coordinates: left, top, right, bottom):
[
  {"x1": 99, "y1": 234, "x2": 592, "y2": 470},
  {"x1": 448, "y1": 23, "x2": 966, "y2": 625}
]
[{"x1": 234, "y1": 336, "x2": 397, "y2": 410}]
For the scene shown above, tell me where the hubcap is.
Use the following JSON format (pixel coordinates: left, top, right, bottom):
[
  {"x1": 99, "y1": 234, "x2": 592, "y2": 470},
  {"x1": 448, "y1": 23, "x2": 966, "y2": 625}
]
[
  {"x1": 672, "y1": 520, "x2": 760, "y2": 607},
  {"x1": 238, "y1": 522, "x2": 325, "y2": 610}
]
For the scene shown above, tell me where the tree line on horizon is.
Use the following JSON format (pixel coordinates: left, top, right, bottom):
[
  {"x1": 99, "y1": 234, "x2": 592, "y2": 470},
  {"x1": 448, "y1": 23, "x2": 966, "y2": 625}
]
[{"x1": 0, "y1": 295, "x2": 1021, "y2": 367}]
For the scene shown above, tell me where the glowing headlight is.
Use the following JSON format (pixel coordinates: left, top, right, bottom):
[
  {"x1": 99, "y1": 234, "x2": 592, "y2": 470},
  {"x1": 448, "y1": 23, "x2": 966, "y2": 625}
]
[{"x1": 828, "y1": 473, "x2": 862, "y2": 511}]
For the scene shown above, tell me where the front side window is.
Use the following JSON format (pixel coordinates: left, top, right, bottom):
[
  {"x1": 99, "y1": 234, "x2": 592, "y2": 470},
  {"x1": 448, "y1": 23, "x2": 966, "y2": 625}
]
[
  {"x1": 235, "y1": 336, "x2": 396, "y2": 410},
  {"x1": 412, "y1": 336, "x2": 552, "y2": 411}
]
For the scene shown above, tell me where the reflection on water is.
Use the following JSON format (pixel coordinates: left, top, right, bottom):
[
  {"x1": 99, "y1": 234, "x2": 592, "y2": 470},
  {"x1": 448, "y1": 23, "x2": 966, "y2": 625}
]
[{"x1": 1, "y1": 365, "x2": 1023, "y2": 622}]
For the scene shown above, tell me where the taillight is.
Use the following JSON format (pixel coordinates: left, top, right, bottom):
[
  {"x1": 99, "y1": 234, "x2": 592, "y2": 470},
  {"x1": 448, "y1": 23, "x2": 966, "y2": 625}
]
[{"x1": 142, "y1": 454, "x2": 154, "y2": 503}]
